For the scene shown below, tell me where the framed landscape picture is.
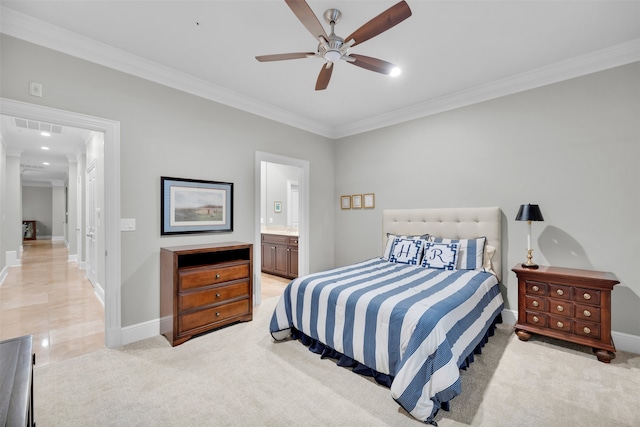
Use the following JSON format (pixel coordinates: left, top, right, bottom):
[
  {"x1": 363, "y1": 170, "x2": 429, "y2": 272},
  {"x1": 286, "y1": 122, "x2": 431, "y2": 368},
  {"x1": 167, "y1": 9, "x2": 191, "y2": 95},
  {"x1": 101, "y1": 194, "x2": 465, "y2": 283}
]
[{"x1": 161, "y1": 176, "x2": 233, "y2": 235}]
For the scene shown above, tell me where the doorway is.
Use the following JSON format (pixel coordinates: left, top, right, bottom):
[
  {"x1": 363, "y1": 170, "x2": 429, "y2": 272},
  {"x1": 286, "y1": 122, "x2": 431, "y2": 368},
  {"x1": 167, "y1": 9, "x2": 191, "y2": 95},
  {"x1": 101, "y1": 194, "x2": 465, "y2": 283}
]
[
  {"x1": 1, "y1": 98, "x2": 122, "y2": 347},
  {"x1": 254, "y1": 152, "x2": 309, "y2": 305}
]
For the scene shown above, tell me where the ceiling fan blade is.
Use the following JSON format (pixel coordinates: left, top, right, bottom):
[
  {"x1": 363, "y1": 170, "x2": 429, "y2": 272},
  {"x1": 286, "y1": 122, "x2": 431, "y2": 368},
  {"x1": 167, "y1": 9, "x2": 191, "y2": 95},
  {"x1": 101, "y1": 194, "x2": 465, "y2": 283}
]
[
  {"x1": 315, "y1": 62, "x2": 333, "y2": 91},
  {"x1": 347, "y1": 54, "x2": 397, "y2": 75},
  {"x1": 345, "y1": 1, "x2": 412, "y2": 47},
  {"x1": 285, "y1": 0, "x2": 328, "y2": 40},
  {"x1": 255, "y1": 52, "x2": 315, "y2": 62}
]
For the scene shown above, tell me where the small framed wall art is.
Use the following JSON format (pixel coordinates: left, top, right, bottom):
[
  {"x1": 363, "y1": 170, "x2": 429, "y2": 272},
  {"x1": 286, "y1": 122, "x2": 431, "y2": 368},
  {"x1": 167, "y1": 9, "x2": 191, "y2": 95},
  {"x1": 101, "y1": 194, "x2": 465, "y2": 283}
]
[
  {"x1": 351, "y1": 194, "x2": 363, "y2": 209},
  {"x1": 161, "y1": 176, "x2": 233, "y2": 235},
  {"x1": 340, "y1": 195, "x2": 351, "y2": 210},
  {"x1": 363, "y1": 193, "x2": 375, "y2": 209},
  {"x1": 274, "y1": 201, "x2": 282, "y2": 213}
]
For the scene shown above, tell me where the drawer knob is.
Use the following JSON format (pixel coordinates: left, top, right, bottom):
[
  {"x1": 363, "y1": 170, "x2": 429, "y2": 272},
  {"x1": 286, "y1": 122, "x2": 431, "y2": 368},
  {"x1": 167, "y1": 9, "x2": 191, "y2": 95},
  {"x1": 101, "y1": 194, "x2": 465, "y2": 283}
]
[
  {"x1": 216, "y1": 293, "x2": 221, "y2": 298},
  {"x1": 583, "y1": 293, "x2": 591, "y2": 300},
  {"x1": 557, "y1": 321, "x2": 564, "y2": 328},
  {"x1": 583, "y1": 327, "x2": 591, "y2": 334},
  {"x1": 216, "y1": 312, "x2": 220, "y2": 317},
  {"x1": 532, "y1": 285, "x2": 539, "y2": 292},
  {"x1": 215, "y1": 274, "x2": 221, "y2": 279},
  {"x1": 532, "y1": 316, "x2": 539, "y2": 323},
  {"x1": 556, "y1": 305, "x2": 564, "y2": 312},
  {"x1": 532, "y1": 301, "x2": 539, "y2": 307},
  {"x1": 556, "y1": 289, "x2": 564, "y2": 296},
  {"x1": 583, "y1": 309, "x2": 591, "y2": 317}
]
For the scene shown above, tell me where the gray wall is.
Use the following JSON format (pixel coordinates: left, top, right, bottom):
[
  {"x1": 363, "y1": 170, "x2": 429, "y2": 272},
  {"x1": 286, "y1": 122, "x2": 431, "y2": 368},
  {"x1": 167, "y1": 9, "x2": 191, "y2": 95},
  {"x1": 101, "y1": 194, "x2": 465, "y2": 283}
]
[
  {"x1": 262, "y1": 163, "x2": 300, "y2": 228},
  {"x1": 22, "y1": 186, "x2": 53, "y2": 238},
  {"x1": 0, "y1": 35, "x2": 335, "y2": 327},
  {"x1": 334, "y1": 63, "x2": 640, "y2": 337}
]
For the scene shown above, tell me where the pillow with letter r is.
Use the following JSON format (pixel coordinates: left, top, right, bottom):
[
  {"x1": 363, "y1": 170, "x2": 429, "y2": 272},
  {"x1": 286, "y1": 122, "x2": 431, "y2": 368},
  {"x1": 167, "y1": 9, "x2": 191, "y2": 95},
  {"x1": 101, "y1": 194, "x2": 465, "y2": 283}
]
[
  {"x1": 428, "y1": 236, "x2": 486, "y2": 270},
  {"x1": 421, "y1": 242, "x2": 458, "y2": 270}
]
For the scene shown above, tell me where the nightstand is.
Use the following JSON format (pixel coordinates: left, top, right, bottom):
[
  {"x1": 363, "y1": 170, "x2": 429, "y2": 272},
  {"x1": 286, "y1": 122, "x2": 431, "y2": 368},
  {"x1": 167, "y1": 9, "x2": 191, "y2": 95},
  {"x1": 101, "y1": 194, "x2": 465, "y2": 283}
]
[{"x1": 512, "y1": 264, "x2": 619, "y2": 363}]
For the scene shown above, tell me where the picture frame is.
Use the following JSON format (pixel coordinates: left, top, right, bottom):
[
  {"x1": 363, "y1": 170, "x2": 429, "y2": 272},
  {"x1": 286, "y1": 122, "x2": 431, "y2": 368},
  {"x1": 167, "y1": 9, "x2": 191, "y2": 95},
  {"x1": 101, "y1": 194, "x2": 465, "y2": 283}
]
[
  {"x1": 340, "y1": 195, "x2": 351, "y2": 210},
  {"x1": 363, "y1": 193, "x2": 375, "y2": 209},
  {"x1": 351, "y1": 194, "x2": 363, "y2": 209},
  {"x1": 274, "y1": 201, "x2": 282, "y2": 213},
  {"x1": 161, "y1": 176, "x2": 233, "y2": 235}
]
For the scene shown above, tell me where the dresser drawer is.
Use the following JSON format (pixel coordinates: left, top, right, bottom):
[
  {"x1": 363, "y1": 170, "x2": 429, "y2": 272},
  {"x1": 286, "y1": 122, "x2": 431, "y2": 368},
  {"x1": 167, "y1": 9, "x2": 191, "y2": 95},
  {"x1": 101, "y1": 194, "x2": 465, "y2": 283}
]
[
  {"x1": 525, "y1": 295, "x2": 548, "y2": 311},
  {"x1": 574, "y1": 303, "x2": 601, "y2": 322},
  {"x1": 179, "y1": 264, "x2": 249, "y2": 290},
  {"x1": 262, "y1": 234, "x2": 289, "y2": 245},
  {"x1": 179, "y1": 280, "x2": 250, "y2": 311},
  {"x1": 179, "y1": 299, "x2": 250, "y2": 334},
  {"x1": 574, "y1": 320, "x2": 601, "y2": 340},
  {"x1": 574, "y1": 288, "x2": 601, "y2": 305}
]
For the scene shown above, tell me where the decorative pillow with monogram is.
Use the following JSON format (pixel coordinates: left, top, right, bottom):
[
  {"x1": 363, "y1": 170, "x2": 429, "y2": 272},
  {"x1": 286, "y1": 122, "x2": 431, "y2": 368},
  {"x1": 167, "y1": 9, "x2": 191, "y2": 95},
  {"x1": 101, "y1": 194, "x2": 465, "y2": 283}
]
[
  {"x1": 421, "y1": 242, "x2": 459, "y2": 270},
  {"x1": 388, "y1": 237, "x2": 426, "y2": 265},
  {"x1": 428, "y1": 236, "x2": 486, "y2": 270}
]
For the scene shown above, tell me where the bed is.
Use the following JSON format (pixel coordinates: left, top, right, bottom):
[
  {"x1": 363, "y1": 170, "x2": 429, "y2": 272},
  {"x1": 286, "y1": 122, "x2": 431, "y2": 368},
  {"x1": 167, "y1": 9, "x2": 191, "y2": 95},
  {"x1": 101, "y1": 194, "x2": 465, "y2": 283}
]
[{"x1": 269, "y1": 207, "x2": 504, "y2": 424}]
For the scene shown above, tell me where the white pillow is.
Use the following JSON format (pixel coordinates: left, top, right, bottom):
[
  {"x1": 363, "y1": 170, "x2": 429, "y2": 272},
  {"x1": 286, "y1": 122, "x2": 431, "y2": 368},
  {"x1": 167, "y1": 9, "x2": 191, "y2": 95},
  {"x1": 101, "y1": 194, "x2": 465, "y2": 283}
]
[
  {"x1": 382, "y1": 233, "x2": 429, "y2": 260},
  {"x1": 388, "y1": 237, "x2": 426, "y2": 265},
  {"x1": 421, "y1": 242, "x2": 458, "y2": 270},
  {"x1": 483, "y1": 244, "x2": 497, "y2": 276},
  {"x1": 428, "y1": 236, "x2": 486, "y2": 270}
]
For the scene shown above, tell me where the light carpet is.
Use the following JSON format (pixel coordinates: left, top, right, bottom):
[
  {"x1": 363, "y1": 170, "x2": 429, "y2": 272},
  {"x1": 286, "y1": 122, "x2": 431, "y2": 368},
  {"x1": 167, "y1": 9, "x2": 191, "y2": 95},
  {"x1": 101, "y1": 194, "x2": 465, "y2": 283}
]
[{"x1": 34, "y1": 297, "x2": 640, "y2": 426}]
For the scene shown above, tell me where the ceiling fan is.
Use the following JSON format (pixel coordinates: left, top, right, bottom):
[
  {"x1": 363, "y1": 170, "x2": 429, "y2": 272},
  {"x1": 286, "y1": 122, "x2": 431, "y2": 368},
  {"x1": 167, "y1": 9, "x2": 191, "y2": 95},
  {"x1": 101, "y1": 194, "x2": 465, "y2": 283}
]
[{"x1": 255, "y1": 0, "x2": 412, "y2": 91}]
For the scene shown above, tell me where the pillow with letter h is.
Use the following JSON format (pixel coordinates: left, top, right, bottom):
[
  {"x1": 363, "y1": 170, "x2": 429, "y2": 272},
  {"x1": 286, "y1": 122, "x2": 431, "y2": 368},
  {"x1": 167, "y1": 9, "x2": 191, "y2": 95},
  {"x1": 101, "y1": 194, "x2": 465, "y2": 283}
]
[
  {"x1": 388, "y1": 237, "x2": 426, "y2": 265},
  {"x1": 382, "y1": 233, "x2": 429, "y2": 260}
]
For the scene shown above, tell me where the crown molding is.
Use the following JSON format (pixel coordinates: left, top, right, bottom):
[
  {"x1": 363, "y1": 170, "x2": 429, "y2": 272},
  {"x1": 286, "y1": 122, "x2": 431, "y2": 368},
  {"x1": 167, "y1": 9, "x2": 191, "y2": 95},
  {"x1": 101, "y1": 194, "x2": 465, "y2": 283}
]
[{"x1": 2, "y1": 6, "x2": 638, "y2": 140}]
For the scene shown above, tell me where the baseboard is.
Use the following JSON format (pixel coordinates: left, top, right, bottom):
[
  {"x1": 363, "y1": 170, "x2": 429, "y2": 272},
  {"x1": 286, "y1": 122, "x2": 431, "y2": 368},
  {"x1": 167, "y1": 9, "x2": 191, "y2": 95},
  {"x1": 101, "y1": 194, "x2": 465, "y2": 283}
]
[
  {"x1": 52, "y1": 235, "x2": 64, "y2": 242},
  {"x1": 5, "y1": 250, "x2": 21, "y2": 267},
  {"x1": 68, "y1": 254, "x2": 78, "y2": 263},
  {"x1": 121, "y1": 318, "x2": 160, "y2": 346},
  {"x1": 0, "y1": 266, "x2": 7, "y2": 287},
  {"x1": 502, "y1": 308, "x2": 639, "y2": 355},
  {"x1": 93, "y1": 281, "x2": 105, "y2": 305}
]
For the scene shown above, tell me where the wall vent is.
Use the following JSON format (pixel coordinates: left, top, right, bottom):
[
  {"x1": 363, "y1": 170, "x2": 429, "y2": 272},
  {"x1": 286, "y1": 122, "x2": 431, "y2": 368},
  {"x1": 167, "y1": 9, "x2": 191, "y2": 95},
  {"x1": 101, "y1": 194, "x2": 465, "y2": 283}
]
[{"x1": 14, "y1": 117, "x2": 64, "y2": 134}]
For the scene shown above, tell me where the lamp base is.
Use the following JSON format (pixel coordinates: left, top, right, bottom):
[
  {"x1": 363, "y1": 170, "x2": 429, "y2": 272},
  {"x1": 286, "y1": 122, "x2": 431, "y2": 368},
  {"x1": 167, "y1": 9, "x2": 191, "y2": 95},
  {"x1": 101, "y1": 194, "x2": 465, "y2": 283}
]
[
  {"x1": 522, "y1": 249, "x2": 538, "y2": 269},
  {"x1": 521, "y1": 262, "x2": 539, "y2": 269}
]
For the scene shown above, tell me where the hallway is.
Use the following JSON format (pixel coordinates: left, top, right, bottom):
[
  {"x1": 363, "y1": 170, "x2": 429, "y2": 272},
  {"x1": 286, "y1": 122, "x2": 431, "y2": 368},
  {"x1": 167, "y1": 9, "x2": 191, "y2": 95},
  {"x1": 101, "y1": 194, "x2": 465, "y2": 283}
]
[{"x1": 0, "y1": 240, "x2": 104, "y2": 366}]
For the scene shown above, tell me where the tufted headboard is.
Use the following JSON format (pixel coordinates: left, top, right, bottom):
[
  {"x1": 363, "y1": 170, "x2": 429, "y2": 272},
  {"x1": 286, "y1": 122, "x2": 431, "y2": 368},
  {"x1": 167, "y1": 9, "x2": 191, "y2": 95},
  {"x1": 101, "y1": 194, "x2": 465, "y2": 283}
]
[{"x1": 382, "y1": 207, "x2": 502, "y2": 280}]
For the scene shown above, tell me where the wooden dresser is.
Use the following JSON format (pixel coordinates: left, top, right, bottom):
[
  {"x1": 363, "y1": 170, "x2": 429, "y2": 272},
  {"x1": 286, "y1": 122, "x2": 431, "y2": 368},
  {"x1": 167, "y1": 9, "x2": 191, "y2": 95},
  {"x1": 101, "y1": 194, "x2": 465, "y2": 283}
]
[
  {"x1": 160, "y1": 242, "x2": 253, "y2": 346},
  {"x1": 513, "y1": 264, "x2": 619, "y2": 363}
]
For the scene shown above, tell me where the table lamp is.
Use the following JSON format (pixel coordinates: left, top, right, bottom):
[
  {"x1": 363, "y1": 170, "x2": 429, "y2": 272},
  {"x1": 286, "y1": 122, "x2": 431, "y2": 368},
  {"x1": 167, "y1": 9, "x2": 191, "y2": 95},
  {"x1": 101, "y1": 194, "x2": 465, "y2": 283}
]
[{"x1": 515, "y1": 204, "x2": 544, "y2": 269}]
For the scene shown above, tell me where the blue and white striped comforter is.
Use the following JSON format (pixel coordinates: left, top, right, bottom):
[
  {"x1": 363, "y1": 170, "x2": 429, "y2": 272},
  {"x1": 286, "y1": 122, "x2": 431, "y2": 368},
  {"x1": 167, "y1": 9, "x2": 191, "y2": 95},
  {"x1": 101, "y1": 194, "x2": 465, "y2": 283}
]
[{"x1": 269, "y1": 257, "x2": 504, "y2": 422}]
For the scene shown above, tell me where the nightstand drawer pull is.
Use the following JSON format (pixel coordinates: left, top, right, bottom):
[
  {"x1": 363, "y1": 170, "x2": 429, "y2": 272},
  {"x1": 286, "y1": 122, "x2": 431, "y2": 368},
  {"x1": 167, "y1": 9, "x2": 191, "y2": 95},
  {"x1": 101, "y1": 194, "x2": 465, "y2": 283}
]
[
  {"x1": 215, "y1": 274, "x2": 221, "y2": 279},
  {"x1": 557, "y1": 321, "x2": 564, "y2": 328},
  {"x1": 583, "y1": 327, "x2": 591, "y2": 334},
  {"x1": 532, "y1": 301, "x2": 539, "y2": 307},
  {"x1": 216, "y1": 312, "x2": 220, "y2": 317},
  {"x1": 216, "y1": 293, "x2": 221, "y2": 298},
  {"x1": 532, "y1": 316, "x2": 539, "y2": 323},
  {"x1": 532, "y1": 285, "x2": 539, "y2": 292},
  {"x1": 556, "y1": 305, "x2": 564, "y2": 312},
  {"x1": 583, "y1": 293, "x2": 591, "y2": 300},
  {"x1": 556, "y1": 289, "x2": 564, "y2": 296},
  {"x1": 583, "y1": 309, "x2": 591, "y2": 317}
]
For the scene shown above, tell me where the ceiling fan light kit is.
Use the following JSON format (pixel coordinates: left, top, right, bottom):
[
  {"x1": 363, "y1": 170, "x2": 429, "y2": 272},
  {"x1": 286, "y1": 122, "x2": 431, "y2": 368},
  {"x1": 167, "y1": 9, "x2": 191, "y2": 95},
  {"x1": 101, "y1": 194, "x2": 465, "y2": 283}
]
[{"x1": 256, "y1": 0, "x2": 412, "y2": 91}]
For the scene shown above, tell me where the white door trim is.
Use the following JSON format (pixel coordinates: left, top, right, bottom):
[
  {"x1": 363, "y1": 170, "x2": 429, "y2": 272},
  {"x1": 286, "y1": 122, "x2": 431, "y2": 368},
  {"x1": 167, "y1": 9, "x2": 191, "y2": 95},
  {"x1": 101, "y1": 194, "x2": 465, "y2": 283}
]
[
  {"x1": 1, "y1": 98, "x2": 122, "y2": 347},
  {"x1": 254, "y1": 152, "x2": 309, "y2": 305}
]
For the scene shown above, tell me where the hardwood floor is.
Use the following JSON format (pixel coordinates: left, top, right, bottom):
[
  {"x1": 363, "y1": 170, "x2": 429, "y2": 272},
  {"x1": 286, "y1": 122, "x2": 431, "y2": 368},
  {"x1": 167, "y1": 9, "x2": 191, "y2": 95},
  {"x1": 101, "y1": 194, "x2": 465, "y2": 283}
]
[
  {"x1": 0, "y1": 240, "x2": 104, "y2": 366},
  {"x1": 0, "y1": 240, "x2": 291, "y2": 365}
]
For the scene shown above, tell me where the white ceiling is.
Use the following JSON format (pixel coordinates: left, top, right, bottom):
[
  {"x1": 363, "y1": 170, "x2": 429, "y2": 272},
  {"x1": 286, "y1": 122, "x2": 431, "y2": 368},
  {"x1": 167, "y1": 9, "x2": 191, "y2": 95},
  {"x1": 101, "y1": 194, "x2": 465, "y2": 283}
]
[{"x1": 1, "y1": 1, "x2": 639, "y2": 185}]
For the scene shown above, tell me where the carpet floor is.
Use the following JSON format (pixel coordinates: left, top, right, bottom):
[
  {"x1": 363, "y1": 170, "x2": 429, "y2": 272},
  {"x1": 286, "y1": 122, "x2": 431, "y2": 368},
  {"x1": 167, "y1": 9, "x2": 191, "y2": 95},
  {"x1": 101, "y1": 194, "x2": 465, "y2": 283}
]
[{"x1": 34, "y1": 296, "x2": 640, "y2": 426}]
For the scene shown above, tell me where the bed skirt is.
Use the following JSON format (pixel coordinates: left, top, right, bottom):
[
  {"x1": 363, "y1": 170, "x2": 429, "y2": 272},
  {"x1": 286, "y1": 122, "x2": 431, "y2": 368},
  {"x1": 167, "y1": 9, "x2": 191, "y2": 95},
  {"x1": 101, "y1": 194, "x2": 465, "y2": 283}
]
[{"x1": 290, "y1": 313, "x2": 503, "y2": 420}]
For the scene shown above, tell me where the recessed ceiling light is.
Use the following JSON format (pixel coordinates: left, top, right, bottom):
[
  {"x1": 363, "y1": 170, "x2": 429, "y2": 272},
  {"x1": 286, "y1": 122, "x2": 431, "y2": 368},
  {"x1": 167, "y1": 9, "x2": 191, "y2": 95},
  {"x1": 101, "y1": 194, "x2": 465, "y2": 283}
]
[
  {"x1": 43, "y1": 162, "x2": 50, "y2": 166},
  {"x1": 41, "y1": 131, "x2": 51, "y2": 137},
  {"x1": 389, "y1": 67, "x2": 401, "y2": 77},
  {"x1": 41, "y1": 146, "x2": 49, "y2": 150}
]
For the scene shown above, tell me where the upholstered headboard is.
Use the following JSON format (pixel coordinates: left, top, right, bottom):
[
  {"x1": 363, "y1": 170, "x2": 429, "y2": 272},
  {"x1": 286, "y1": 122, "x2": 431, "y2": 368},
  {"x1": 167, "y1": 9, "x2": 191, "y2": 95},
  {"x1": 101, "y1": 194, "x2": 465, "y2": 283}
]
[{"x1": 382, "y1": 207, "x2": 502, "y2": 280}]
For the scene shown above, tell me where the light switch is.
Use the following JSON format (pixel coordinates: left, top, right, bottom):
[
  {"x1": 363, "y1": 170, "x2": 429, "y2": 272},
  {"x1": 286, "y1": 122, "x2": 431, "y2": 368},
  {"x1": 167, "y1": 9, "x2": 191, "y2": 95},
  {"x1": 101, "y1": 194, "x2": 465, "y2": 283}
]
[{"x1": 120, "y1": 218, "x2": 136, "y2": 231}]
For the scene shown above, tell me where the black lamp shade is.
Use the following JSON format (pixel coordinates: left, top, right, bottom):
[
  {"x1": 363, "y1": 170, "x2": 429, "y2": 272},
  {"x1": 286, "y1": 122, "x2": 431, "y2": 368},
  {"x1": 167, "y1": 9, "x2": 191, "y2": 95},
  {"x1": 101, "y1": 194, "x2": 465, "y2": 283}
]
[{"x1": 516, "y1": 204, "x2": 544, "y2": 221}]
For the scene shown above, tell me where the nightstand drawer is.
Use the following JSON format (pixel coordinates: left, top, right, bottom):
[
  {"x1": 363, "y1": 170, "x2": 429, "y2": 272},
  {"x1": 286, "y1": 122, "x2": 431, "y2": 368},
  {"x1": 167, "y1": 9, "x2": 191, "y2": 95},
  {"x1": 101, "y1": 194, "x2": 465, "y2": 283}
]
[
  {"x1": 575, "y1": 304, "x2": 601, "y2": 322},
  {"x1": 549, "y1": 315, "x2": 572, "y2": 332},
  {"x1": 525, "y1": 280, "x2": 548, "y2": 296},
  {"x1": 525, "y1": 311, "x2": 548, "y2": 327},
  {"x1": 549, "y1": 300, "x2": 573, "y2": 317},
  {"x1": 574, "y1": 288, "x2": 601, "y2": 305},
  {"x1": 525, "y1": 295, "x2": 548, "y2": 311},
  {"x1": 574, "y1": 320, "x2": 601, "y2": 340},
  {"x1": 549, "y1": 284, "x2": 571, "y2": 300}
]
